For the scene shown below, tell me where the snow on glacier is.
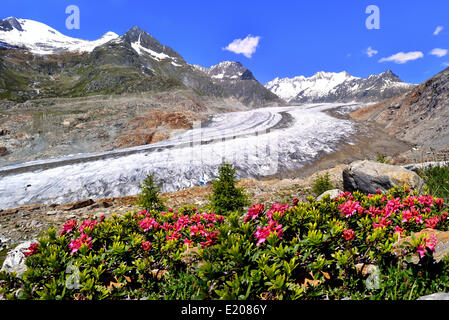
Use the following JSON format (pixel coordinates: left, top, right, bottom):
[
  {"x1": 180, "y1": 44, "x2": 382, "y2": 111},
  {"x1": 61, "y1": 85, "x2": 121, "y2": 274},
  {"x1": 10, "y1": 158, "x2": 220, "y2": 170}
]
[{"x1": 0, "y1": 103, "x2": 359, "y2": 209}]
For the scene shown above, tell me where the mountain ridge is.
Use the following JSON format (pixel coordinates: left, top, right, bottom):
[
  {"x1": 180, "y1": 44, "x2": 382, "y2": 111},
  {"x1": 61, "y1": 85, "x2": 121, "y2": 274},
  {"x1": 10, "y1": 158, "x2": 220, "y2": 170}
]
[
  {"x1": 265, "y1": 70, "x2": 415, "y2": 104},
  {"x1": 0, "y1": 17, "x2": 283, "y2": 107}
]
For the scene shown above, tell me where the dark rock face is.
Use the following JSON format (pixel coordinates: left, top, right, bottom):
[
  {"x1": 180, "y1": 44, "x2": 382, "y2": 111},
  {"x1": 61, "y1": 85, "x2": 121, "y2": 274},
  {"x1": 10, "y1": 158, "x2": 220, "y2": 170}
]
[
  {"x1": 0, "y1": 17, "x2": 23, "y2": 32},
  {"x1": 343, "y1": 160, "x2": 425, "y2": 194},
  {"x1": 0, "y1": 147, "x2": 8, "y2": 157}
]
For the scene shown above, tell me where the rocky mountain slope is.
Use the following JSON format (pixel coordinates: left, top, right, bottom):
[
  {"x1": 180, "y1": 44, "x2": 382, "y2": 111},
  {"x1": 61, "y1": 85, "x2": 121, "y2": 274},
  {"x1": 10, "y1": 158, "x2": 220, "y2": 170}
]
[
  {"x1": 350, "y1": 66, "x2": 449, "y2": 154},
  {"x1": 265, "y1": 70, "x2": 415, "y2": 103},
  {"x1": 0, "y1": 17, "x2": 282, "y2": 107}
]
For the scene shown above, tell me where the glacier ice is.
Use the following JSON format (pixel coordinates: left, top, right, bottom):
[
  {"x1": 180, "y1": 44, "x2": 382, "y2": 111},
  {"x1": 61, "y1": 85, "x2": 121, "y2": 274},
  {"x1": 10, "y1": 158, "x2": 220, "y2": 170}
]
[{"x1": 0, "y1": 103, "x2": 360, "y2": 209}]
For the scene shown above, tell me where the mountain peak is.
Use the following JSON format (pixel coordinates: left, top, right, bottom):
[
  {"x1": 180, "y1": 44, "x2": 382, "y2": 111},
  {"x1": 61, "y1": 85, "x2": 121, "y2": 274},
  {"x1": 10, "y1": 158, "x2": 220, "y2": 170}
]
[
  {"x1": 0, "y1": 16, "x2": 23, "y2": 32},
  {"x1": 206, "y1": 61, "x2": 256, "y2": 81}
]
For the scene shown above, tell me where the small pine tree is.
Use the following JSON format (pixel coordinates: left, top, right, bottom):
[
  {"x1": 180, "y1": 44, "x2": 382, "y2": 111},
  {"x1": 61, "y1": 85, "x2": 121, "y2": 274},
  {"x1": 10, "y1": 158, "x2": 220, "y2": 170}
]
[
  {"x1": 311, "y1": 171, "x2": 334, "y2": 196},
  {"x1": 136, "y1": 173, "x2": 166, "y2": 211},
  {"x1": 209, "y1": 162, "x2": 250, "y2": 215}
]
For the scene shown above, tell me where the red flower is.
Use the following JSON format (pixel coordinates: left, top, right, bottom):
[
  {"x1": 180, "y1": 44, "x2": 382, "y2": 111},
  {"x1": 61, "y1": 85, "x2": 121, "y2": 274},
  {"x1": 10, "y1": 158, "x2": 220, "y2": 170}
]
[
  {"x1": 141, "y1": 241, "x2": 152, "y2": 251},
  {"x1": 292, "y1": 198, "x2": 299, "y2": 206},
  {"x1": 343, "y1": 229, "x2": 355, "y2": 241},
  {"x1": 24, "y1": 243, "x2": 40, "y2": 258}
]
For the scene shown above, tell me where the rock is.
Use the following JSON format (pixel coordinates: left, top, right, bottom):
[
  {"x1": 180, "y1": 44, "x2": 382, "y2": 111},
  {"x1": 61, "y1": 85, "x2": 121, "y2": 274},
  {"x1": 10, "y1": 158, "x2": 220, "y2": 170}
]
[
  {"x1": 343, "y1": 160, "x2": 425, "y2": 194},
  {"x1": 403, "y1": 161, "x2": 449, "y2": 172},
  {"x1": 62, "y1": 199, "x2": 94, "y2": 211},
  {"x1": 392, "y1": 228, "x2": 449, "y2": 263},
  {"x1": 355, "y1": 264, "x2": 380, "y2": 290},
  {"x1": 417, "y1": 293, "x2": 449, "y2": 300},
  {"x1": 317, "y1": 189, "x2": 343, "y2": 201},
  {"x1": 0, "y1": 235, "x2": 10, "y2": 250},
  {"x1": 0, "y1": 146, "x2": 9, "y2": 157},
  {"x1": 1, "y1": 240, "x2": 35, "y2": 276}
]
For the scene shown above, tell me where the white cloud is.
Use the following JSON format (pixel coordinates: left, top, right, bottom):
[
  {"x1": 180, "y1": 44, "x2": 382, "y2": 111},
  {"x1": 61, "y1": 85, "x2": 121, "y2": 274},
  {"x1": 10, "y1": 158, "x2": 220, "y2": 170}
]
[
  {"x1": 379, "y1": 51, "x2": 424, "y2": 64},
  {"x1": 365, "y1": 46, "x2": 378, "y2": 58},
  {"x1": 442, "y1": 62, "x2": 449, "y2": 67},
  {"x1": 430, "y1": 48, "x2": 448, "y2": 57},
  {"x1": 434, "y1": 26, "x2": 444, "y2": 36},
  {"x1": 223, "y1": 35, "x2": 261, "y2": 58}
]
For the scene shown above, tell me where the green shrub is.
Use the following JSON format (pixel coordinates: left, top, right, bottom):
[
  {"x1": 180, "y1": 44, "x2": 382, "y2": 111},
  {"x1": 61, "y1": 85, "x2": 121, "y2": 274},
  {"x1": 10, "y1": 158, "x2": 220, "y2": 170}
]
[
  {"x1": 417, "y1": 163, "x2": 449, "y2": 203},
  {"x1": 208, "y1": 162, "x2": 249, "y2": 215},
  {"x1": 136, "y1": 173, "x2": 166, "y2": 212},
  {"x1": 311, "y1": 172, "x2": 333, "y2": 196},
  {"x1": 376, "y1": 152, "x2": 390, "y2": 164},
  {"x1": 1, "y1": 186, "x2": 449, "y2": 300}
]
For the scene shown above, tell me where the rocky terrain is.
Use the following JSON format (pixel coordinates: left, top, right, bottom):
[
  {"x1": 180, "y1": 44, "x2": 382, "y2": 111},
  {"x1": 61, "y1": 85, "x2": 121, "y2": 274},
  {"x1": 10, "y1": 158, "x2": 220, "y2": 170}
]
[
  {"x1": 265, "y1": 70, "x2": 415, "y2": 104},
  {"x1": 350, "y1": 66, "x2": 449, "y2": 161},
  {"x1": 0, "y1": 89, "x2": 253, "y2": 165}
]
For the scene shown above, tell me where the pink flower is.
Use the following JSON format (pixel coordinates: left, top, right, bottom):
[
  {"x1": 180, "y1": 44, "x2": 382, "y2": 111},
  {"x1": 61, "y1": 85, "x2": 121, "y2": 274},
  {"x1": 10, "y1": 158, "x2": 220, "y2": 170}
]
[
  {"x1": 417, "y1": 245, "x2": 427, "y2": 258},
  {"x1": 141, "y1": 241, "x2": 152, "y2": 251},
  {"x1": 60, "y1": 220, "x2": 78, "y2": 236},
  {"x1": 266, "y1": 203, "x2": 289, "y2": 220},
  {"x1": 68, "y1": 234, "x2": 92, "y2": 255},
  {"x1": 394, "y1": 226, "x2": 405, "y2": 237},
  {"x1": 343, "y1": 229, "x2": 355, "y2": 241},
  {"x1": 184, "y1": 238, "x2": 193, "y2": 247},
  {"x1": 418, "y1": 195, "x2": 434, "y2": 206},
  {"x1": 435, "y1": 198, "x2": 444, "y2": 208},
  {"x1": 425, "y1": 235, "x2": 437, "y2": 252},
  {"x1": 417, "y1": 235, "x2": 437, "y2": 258},
  {"x1": 373, "y1": 217, "x2": 392, "y2": 229},
  {"x1": 339, "y1": 200, "x2": 362, "y2": 218},
  {"x1": 425, "y1": 216, "x2": 440, "y2": 229},
  {"x1": 254, "y1": 219, "x2": 283, "y2": 246},
  {"x1": 244, "y1": 204, "x2": 264, "y2": 223},
  {"x1": 79, "y1": 219, "x2": 98, "y2": 233},
  {"x1": 24, "y1": 243, "x2": 40, "y2": 258},
  {"x1": 139, "y1": 217, "x2": 159, "y2": 231}
]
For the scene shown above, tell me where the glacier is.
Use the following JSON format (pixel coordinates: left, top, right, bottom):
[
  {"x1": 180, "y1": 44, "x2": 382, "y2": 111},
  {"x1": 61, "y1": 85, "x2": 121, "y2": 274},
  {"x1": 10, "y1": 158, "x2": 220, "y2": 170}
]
[{"x1": 0, "y1": 103, "x2": 362, "y2": 209}]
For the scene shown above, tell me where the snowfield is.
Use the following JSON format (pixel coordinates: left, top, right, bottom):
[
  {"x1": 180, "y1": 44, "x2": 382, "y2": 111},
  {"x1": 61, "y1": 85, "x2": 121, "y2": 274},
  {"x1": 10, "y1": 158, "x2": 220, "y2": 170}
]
[
  {"x1": 0, "y1": 17, "x2": 118, "y2": 54},
  {"x1": 0, "y1": 104, "x2": 362, "y2": 209}
]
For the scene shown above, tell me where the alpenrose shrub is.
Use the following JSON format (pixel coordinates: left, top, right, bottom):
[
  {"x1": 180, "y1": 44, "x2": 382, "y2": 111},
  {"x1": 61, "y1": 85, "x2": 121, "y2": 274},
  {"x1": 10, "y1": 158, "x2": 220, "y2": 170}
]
[{"x1": 2, "y1": 186, "x2": 449, "y2": 300}]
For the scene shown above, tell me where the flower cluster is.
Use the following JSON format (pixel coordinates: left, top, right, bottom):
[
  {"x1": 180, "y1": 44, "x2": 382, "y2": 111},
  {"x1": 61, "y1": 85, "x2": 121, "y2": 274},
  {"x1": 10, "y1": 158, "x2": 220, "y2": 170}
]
[
  {"x1": 68, "y1": 233, "x2": 93, "y2": 255},
  {"x1": 60, "y1": 220, "x2": 77, "y2": 236},
  {"x1": 24, "y1": 243, "x2": 40, "y2": 258},
  {"x1": 417, "y1": 235, "x2": 437, "y2": 258},
  {"x1": 244, "y1": 203, "x2": 286, "y2": 246},
  {"x1": 136, "y1": 209, "x2": 225, "y2": 249}
]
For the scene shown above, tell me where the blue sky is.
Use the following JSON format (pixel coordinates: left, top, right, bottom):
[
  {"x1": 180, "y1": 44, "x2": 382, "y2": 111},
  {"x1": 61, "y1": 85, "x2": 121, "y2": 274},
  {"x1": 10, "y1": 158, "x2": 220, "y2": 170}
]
[{"x1": 2, "y1": 0, "x2": 449, "y2": 84}]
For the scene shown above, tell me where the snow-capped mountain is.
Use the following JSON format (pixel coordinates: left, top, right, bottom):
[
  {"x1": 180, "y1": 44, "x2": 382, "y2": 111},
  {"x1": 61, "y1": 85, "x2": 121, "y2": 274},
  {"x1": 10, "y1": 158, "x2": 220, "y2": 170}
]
[
  {"x1": 0, "y1": 17, "x2": 119, "y2": 54},
  {"x1": 200, "y1": 61, "x2": 257, "y2": 81},
  {"x1": 265, "y1": 70, "x2": 415, "y2": 103},
  {"x1": 0, "y1": 17, "x2": 282, "y2": 107}
]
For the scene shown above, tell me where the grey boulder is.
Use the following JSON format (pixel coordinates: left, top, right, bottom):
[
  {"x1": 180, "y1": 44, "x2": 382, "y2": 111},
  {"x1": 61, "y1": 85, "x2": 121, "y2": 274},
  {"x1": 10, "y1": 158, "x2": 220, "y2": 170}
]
[
  {"x1": 343, "y1": 160, "x2": 425, "y2": 194},
  {"x1": 1, "y1": 240, "x2": 35, "y2": 276}
]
